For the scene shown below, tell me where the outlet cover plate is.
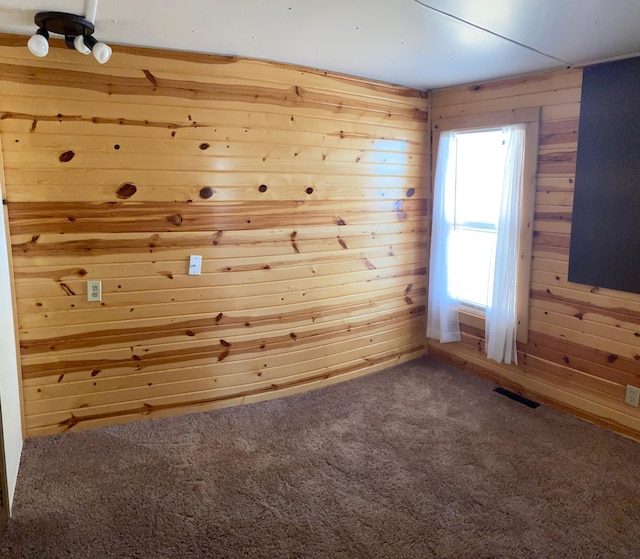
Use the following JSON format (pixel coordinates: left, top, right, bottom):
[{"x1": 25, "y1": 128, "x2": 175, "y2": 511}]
[
  {"x1": 625, "y1": 385, "x2": 640, "y2": 407},
  {"x1": 87, "y1": 280, "x2": 101, "y2": 302}
]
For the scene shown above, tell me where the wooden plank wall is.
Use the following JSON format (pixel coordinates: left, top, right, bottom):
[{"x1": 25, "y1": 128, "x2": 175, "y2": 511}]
[
  {"x1": 0, "y1": 35, "x2": 429, "y2": 437},
  {"x1": 429, "y1": 69, "x2": 640, "y2": 438}
]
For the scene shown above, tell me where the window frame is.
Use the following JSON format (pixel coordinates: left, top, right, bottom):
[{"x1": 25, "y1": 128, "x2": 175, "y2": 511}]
[{"x1": 431, "y1": 107, "x2": 541, "y2": 344}]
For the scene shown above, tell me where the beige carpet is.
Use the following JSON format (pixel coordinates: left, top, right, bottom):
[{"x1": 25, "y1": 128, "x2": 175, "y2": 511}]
[{"x1": 2, "y1": 356, "x2": 640, "y2": 558}]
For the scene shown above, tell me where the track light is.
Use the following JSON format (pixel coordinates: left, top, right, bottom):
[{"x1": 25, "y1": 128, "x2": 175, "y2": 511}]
[
  {"x1": 73, "y1": 34, "x2": 91, "y2": 55},
  {"x1": 92, "y1": 41, "x2": 112, "y2": 64},
  {"x1": 82, "y1": 35, "x2": 112, "y2": 64},
  {"x1": 27, "y1": 28, "x2": 49, "y2": 57},
  {"x1": 27, "y1": 8, "x2": 111, "y2": 64}
]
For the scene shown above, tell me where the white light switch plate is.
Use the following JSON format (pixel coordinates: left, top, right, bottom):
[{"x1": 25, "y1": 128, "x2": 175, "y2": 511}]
[
  {"x1": 87, "y1": 280, "x2": 101, "y2": 302},
  {"x1": 189, "y1": 255, "x2": 202, "y2": 275}
]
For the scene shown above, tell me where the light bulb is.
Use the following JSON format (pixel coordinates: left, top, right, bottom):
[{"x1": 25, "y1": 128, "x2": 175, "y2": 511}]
[
  {"x1": 27, "y1": 30, "x2": 49, "y2": 57},
  {"x1": 74, "y1": 35, "x2": 91, "y2": 55},
  {"x1": 92, "y1": 41, "x2": 112, "y2": 64}
]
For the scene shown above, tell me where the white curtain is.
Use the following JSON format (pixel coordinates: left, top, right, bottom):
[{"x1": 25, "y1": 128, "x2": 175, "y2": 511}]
[
  {"x1": 485, "y1": 124, "x2": 525, "y2": 364},
  {"x1": 427, "y1": 132, "x2": 461, "y2": 343},
  {"x1": 427, "y1": 125, "x2": 525, "y2": 364}
]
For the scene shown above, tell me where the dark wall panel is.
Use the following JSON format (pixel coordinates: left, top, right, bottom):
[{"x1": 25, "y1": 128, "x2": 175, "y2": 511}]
[{"x1": 568, "y1": 56, "x2": 640, "y2": 295}]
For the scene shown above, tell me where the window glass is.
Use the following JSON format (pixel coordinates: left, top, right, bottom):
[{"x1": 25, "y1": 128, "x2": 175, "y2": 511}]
[
  {"x1": 449, "y1": 228, "x2": 496, "y2": 308},
  {"x1": 453, "y1": 129, "x2": 506, "y2": 227},
  {"x1": 446, "y1": 129, "x2": 507, "y2": 308}
]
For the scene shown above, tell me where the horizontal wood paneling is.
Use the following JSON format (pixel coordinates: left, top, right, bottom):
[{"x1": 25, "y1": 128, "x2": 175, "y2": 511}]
[
  {"x1": 0, "y1": 34, "x2": 429, "y2": 437},
  {"x1": 430, "y1": 68, "x2": 640, "y2": 439}
]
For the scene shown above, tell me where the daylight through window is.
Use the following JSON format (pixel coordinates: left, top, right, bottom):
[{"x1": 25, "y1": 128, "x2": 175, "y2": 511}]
[
  {"x1": 447, "y1": 129, "x2": 508, "y2": 309},
  {"x1": 427, "y1": 112, "x2": 539, "y2": 364}
]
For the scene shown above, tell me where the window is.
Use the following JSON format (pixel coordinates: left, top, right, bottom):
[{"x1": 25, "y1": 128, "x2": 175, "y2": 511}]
[
  {"x1": 427, "y1": 108, "x2": 540, "y2": 364},
  {"x1": 447, "y1": 128, "x2": 507, "y2": 309}
]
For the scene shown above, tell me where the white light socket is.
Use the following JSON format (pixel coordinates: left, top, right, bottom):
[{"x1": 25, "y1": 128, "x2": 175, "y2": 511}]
[
  {"x1": 87, "y1": 280, "x2": 102, "y2": 302},
  {"x1": 189, "y1": 255, "x2": 202, "y2": 275}
]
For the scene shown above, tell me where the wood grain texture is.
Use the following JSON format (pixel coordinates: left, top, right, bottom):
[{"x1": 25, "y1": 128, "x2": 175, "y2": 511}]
[
  {"x1": 429, "y1": 68, "x2": 640, "y2": 437},
  {"x1": 0, "y1": 34, "x2": 429, "y2": 437}
]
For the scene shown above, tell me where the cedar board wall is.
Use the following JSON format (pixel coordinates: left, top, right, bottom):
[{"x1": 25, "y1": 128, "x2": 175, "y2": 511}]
[
  {"x1": 429, "y1": 68, "x2": 640, "y2": 439},
  {"x1": 1, "y1": 31, "x2": 639, "y2": 441},
  {"x1": 0, "y1": 35, "x2": 429, "y2": 437}
]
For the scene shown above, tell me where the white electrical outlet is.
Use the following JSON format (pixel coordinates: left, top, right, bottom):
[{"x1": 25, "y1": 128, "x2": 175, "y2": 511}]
[
  {"x1": 625, "y1": 385, "x2": 640, "y2": 407},
  {"x1": 189, "y1": 255, "x2": 202, "y2": 275},
  {"x1": 87, "y1": 280, "x2": 102, "y2": 302}
]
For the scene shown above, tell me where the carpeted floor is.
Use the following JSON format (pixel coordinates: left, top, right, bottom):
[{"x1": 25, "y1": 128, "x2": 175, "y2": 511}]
[{"x1": 2, "y1": 356, "x2": 640, "y2": 558}]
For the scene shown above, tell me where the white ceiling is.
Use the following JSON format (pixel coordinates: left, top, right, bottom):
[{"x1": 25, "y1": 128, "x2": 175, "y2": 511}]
[{"x1": 0, "y1": 0, "x2": 639, "y2": 90}]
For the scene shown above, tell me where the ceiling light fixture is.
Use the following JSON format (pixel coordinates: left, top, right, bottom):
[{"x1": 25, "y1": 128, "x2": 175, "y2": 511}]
[
  {"x1": 27, "y1": 27, "x2": 49, "y2": 58},
  {"x1": 27, "y1": 1, "x2": 112, "y2": 64}
]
